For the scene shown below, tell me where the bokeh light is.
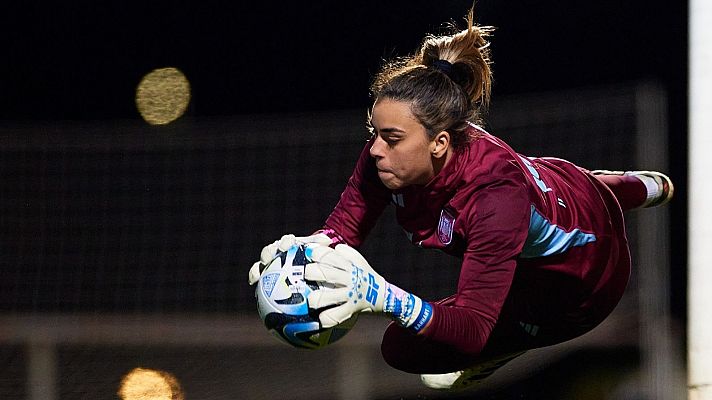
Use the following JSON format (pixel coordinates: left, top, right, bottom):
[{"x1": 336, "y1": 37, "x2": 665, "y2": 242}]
[
  {"x1": 135, "y1": 67, "x2": 191, "y2": 125},
  {"x1": 118, "y1": 368, "x2": 184, "y2": 400}
]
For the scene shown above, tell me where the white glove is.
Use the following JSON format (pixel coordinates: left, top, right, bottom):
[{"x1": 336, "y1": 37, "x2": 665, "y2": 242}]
[
  {"x1": 247, "y1": 233, "x2": 332, "y2": 285},
  {"x1": 305, "y1": 244, "x2": 433, "y2": 332},
  {"x1": 305, "y1": 244, "x2": 387, "y2": 327}
]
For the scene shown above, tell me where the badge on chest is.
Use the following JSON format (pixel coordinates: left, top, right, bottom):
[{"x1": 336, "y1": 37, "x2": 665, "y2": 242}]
[{"x1": 437, "y1": 208, "x2": 456, "y2": 245}]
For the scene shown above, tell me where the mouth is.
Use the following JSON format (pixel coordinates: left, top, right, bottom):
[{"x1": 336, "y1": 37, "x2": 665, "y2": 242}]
[{"x1": 376, "y1": 170, "x2": 399, "y2": 189}]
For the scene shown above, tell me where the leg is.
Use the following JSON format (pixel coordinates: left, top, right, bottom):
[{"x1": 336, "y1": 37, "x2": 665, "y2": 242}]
[
  {"x1": 593, "y1": 174, "x2": 647, "y2": 211},
  {"x1": 591, "y1": 170, "x2": 674, "y2": 211},
  {"x1": 380, "y1": 294, "x2": 520, "y2": 374},
  {"x1": 380, "y1": 300, "x2": 482, "y2": 374},
  {"x1": 420, "y1": 350, "x2": 526, "y2": 391},
  {"x1": 380, "y1": 294, "x2": 537, "y2": 391},
  {"x1": 381, "y1": 321, "x2": 528, "y2": 390}
]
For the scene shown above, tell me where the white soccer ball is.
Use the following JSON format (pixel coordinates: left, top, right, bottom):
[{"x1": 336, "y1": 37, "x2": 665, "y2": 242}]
[{"x1": 255, "y1": 243, "x2": 358, "y2": 349}]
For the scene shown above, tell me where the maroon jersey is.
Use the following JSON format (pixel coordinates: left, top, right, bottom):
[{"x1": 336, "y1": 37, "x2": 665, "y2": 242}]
[{"x1": 324, "y1": 125, "x2": 630, "y2": 358}]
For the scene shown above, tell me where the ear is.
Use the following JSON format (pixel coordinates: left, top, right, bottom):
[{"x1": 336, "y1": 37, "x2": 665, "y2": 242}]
[{"x1": 430, "y1": 131, "x2": 451, "y2": 158}]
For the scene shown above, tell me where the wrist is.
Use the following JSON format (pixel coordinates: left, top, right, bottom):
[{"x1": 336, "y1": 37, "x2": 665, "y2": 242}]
[
  {"x1": 382, "y1": 282, "x2": 433, "y2": 333},
  {"x1": 314, "y1": 228, "x2": 345, "y2": 246}
]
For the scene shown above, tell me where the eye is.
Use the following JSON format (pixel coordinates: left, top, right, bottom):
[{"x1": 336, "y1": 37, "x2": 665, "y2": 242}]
[
  {"x1": 384, "y1": 136, "x2": 399, "y2": 145},
  {"x1": 384, "y1": 131, "x2": 404, "y2": 144}
]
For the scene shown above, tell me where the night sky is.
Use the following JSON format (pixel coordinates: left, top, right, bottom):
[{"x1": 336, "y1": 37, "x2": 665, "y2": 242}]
[{"x1": 1, "y1": 1, "x2": 688, "y2": 121}]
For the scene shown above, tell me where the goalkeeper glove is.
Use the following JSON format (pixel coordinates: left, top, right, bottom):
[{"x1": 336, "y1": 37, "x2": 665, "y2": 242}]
[
  {"x1": 304, "y1": 244, "x2": 433, "y2": 333},
  {"x1": 247, "y1": 232, "x2": 332, "y2": 285}
]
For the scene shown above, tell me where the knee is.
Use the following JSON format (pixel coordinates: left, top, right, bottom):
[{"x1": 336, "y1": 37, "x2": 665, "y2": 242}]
[
  {"x1": 380, "y1": 322, "x2": 417, "y2": 372},
  {"x1": 380, "y1": 322, "x2": 483, "y2": 374}
]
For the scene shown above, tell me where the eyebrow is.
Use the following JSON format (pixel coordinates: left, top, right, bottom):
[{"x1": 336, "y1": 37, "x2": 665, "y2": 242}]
[{"x1": 378, "y1": 127, "x2": 406, "y2": 134}]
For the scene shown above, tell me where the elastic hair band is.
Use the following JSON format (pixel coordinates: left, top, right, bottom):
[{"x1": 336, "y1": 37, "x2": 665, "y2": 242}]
[{"x1": 431, "y1": 59, "x2": 453, "y2": 76}]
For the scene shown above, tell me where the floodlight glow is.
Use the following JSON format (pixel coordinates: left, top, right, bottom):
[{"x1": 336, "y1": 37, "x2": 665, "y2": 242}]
[
  {"x1": 136, "y1": 67, "x2": 191, "y2": 125},
  {"x1": 118, "y1": 368, "x2": 184, "y2": 400}
]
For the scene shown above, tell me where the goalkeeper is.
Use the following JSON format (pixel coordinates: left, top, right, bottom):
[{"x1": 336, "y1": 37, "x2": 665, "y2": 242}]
[{"x1": 248, "y1": 8, "x2": 674, "y2": 391}]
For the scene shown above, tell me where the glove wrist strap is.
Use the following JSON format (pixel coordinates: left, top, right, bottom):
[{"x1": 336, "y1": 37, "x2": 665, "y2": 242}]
[
  {"x1": 314, "y1": 228, "x2": 345, "y2": 246},
  {"x1": 383, "y1": 282, "x2": 433, "y2": 333}
]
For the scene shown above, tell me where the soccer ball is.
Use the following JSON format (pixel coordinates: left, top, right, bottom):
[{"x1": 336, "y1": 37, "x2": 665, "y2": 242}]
[{"x1": 255, "y1": 243, "x2": 358, "y2": 349}]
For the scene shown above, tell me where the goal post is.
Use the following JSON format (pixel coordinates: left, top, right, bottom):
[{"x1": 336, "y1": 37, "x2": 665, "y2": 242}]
[{"x1": 688, "y1": 0, "x2": 712, "y2": 398}]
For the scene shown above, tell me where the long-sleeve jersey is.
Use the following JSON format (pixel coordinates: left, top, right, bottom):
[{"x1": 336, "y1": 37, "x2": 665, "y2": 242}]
[{"x1": 324, "y1": 125, "x2": 630, "y2": 357}]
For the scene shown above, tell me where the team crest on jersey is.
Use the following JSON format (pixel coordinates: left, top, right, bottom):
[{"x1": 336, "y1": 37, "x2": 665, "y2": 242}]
[{"x1": 437, "y1": 209, "x2": 455, "y2": 245}]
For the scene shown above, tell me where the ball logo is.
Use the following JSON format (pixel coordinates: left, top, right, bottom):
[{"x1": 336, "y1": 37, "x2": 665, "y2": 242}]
[
  {"x1": 261, "y1": 273, "x2": 279, "y2": 297},
  {"x1": 257, "y1": 245, "x2": 358, "y2": 349}
]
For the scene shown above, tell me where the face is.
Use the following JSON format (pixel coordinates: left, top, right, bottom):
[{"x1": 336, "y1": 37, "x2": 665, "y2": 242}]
[{"x1": 369, "y1": 99, "x2": 440, "y2": 190}]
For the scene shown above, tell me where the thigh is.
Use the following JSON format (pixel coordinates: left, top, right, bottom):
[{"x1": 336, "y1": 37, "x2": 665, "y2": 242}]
[
  {"x1": 380, "y1": 295, "x2": 471, "y2": 373},
  {"x1": 380, "y1": 319, "x2": 533, "y2": 375},
  {"x1": 380, "y1": 320, "x2": 479, "y2": 374},
  {"x1": 379, "y1": 293, "x2": 582, "y2": 374},
  {"x1": 379, "y1": 295, "x2": 531, "y2": 374}
]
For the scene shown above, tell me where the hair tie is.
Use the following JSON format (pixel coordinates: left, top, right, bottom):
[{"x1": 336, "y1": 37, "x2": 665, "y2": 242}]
[{"x1": 431, "y1": 59, "x2": 453, "y2": 76}]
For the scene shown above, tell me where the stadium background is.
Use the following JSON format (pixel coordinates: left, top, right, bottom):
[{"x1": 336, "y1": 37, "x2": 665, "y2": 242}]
[{"x1": 0, "y1": 1, "x2": 688, "y2": 399}]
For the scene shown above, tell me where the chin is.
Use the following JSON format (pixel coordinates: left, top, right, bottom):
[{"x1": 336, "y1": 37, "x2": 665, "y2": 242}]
[{"x1": 381, "y1": 179, "x2": 404, "y2": 190}]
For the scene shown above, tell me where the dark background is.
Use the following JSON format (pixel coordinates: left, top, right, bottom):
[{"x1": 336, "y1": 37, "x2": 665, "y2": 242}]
[
  {"x1": 1, "y1": 1, "x2": 688, "y2": 119},
  {"x1": 0, "y1": 2, "x2": 689, "y2": 398},
  {"x1": 1, "y1": 0, "x2": 688, "y2": 318}
]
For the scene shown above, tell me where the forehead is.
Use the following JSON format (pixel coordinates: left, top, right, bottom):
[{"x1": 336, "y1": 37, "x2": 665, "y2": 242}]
[{"x1": 371, "y1": 98, "x2": 421, "y2": 129}]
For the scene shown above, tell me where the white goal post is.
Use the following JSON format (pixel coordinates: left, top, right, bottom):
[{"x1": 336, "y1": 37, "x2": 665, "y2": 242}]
[{"x1": 689, "y1": 0, "x2": 712, "y2": 398}]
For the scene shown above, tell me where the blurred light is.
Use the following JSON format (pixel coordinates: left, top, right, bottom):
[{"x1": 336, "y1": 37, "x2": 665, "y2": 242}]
[
  {"x1": 118, "y1": 368, "x2": 184, "y2": 400},
  {"x1": 136, "y1": 67, "x2": 191, "y2": 125}
]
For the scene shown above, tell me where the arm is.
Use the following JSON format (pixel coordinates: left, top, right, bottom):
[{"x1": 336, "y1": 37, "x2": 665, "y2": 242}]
[
  {"x1": 248, "y1": 140, "x2": 391, "y2": 285},
  {"x1": 323, "y1": 139, "x2": 392, "y2": 247},
  {"x1": 307, "y1": 179, "x2": 531, "y2": 347},
  {"x1": 422, "y1": 180, "x2": 531, "y2": 355}
]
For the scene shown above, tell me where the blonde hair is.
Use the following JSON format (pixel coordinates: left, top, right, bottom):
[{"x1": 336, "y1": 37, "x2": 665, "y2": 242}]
[{"x1": 370, "y1": 9, "x2": 494, "y2": 148}]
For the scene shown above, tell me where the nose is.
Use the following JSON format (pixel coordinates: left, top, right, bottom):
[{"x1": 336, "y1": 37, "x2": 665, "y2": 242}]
[{"x1": 369, "y1": 135, "x2": 385, "y2": 159}]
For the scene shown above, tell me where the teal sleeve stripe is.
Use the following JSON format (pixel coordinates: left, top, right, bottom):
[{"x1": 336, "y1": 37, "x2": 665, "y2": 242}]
[{"x1": 521, "y1": 205, "x2": 596, "y2": 258}]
